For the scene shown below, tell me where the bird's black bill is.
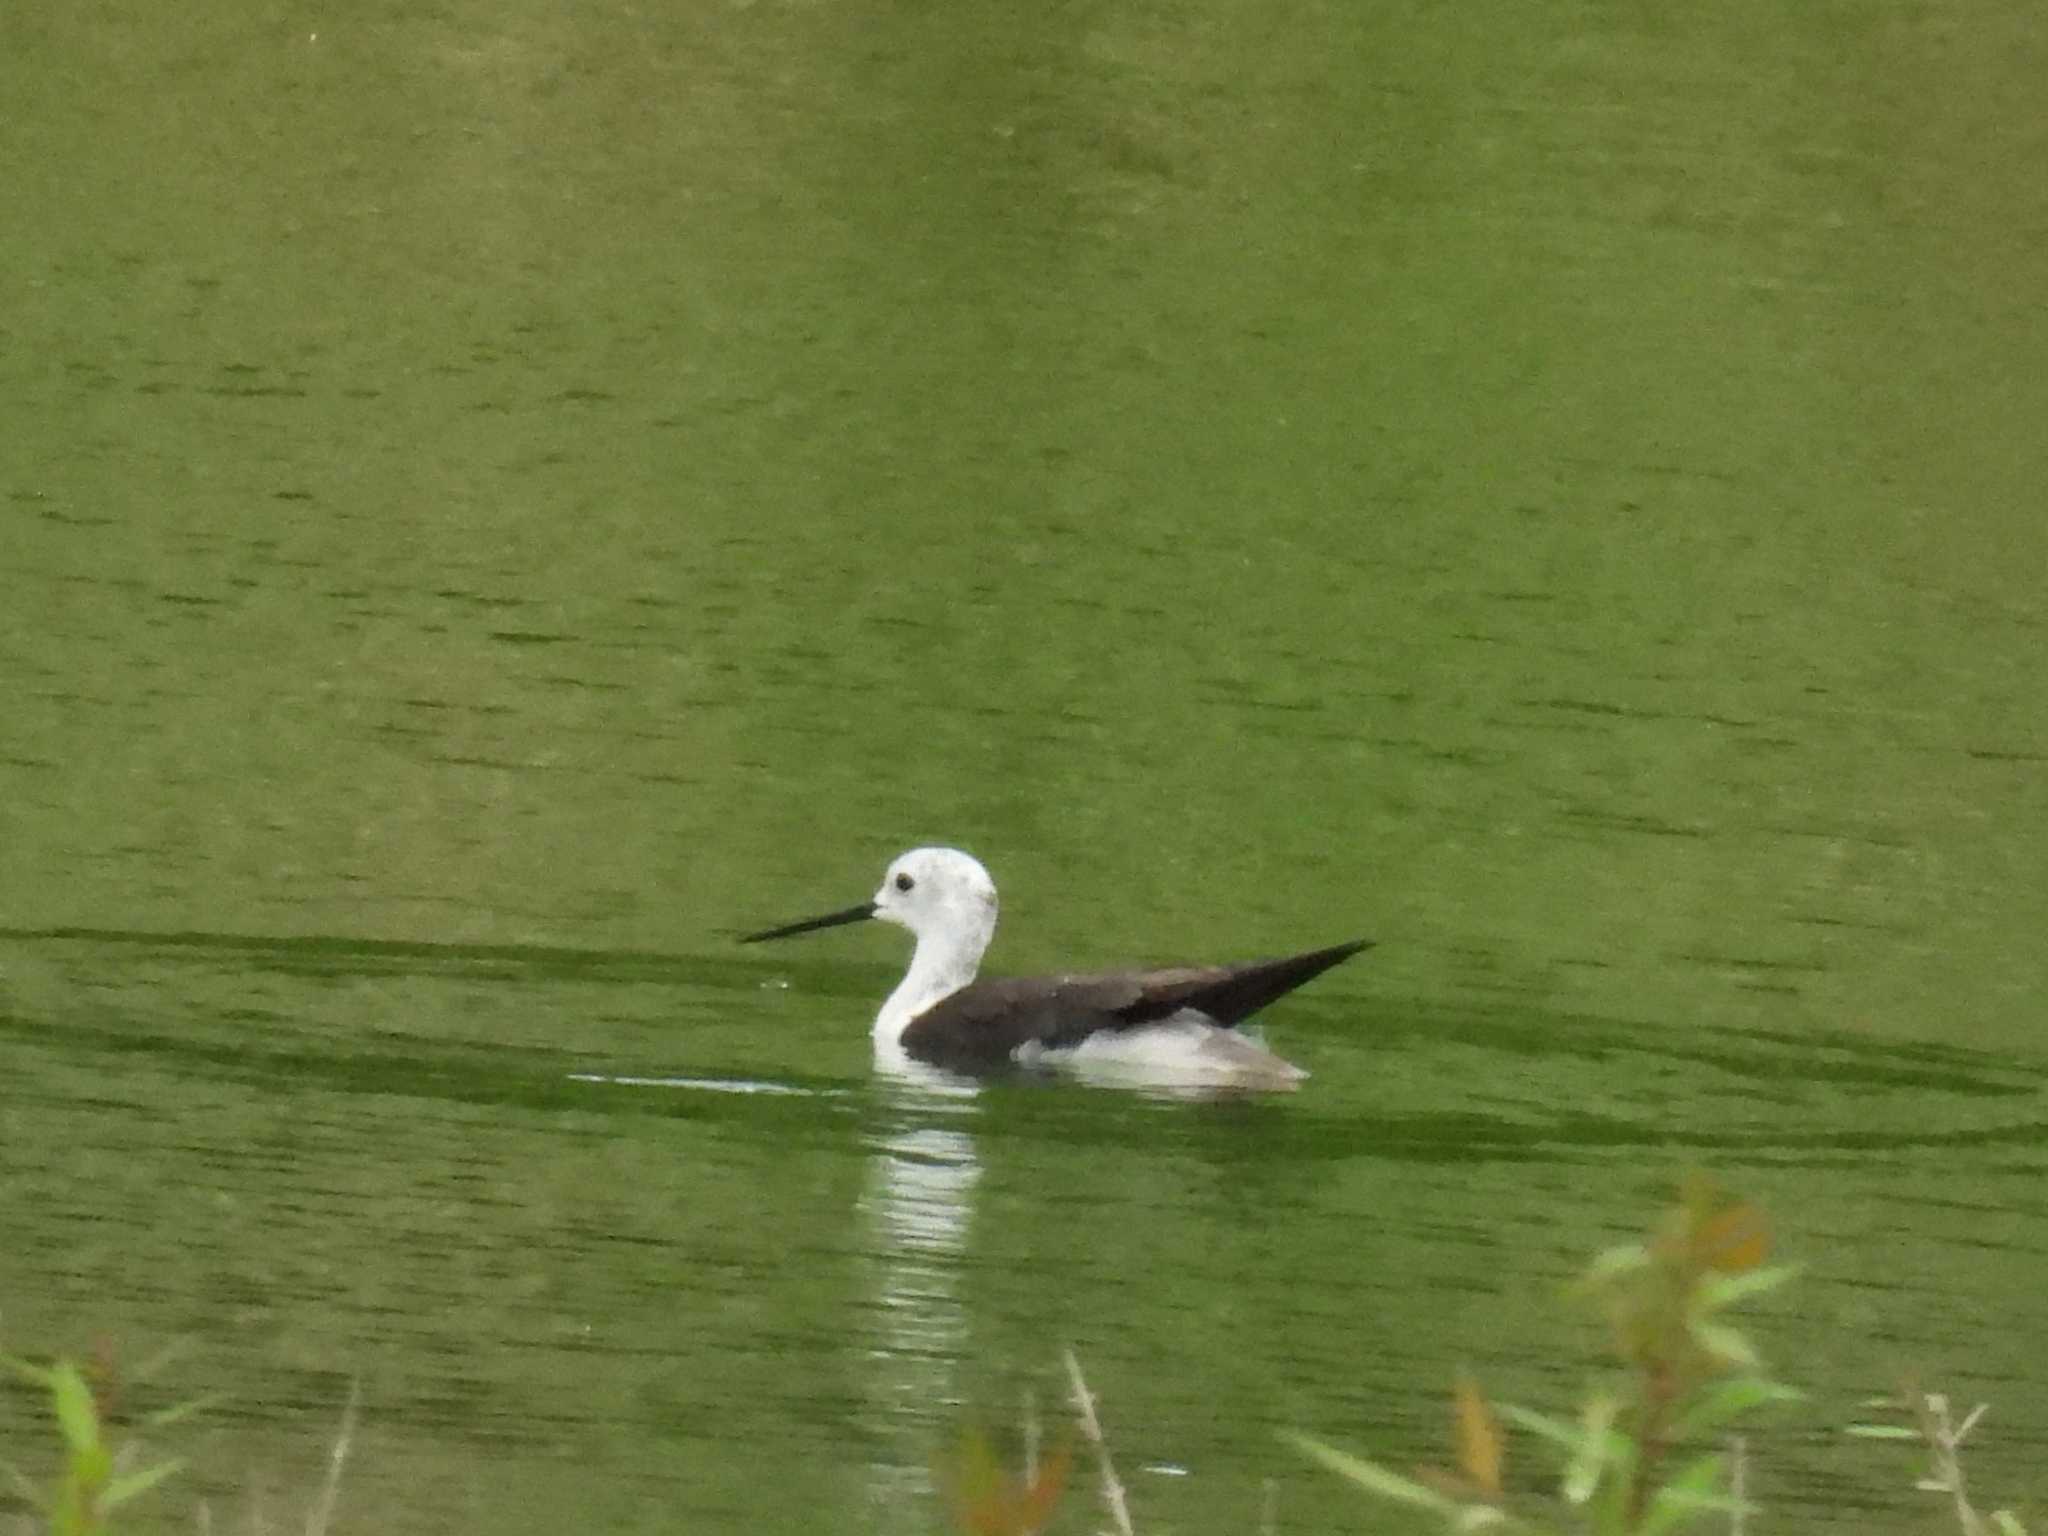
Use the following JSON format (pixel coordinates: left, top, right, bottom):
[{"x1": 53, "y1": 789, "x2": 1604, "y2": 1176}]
[{"x1": 738, "y1": 901, "x2": 878, "y2": 944}]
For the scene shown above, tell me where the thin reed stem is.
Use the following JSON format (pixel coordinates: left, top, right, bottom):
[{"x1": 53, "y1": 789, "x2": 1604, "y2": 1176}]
[
  {"x1": 1062, "y1": 1348, "x2": 1135, "y2": 1536},
  {"x1": 302, "y1": 1377, "x2": 359, "y2": 1536}
]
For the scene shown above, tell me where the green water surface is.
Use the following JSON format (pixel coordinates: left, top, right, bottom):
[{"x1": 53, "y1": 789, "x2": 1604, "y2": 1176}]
[{"x1": 3, "y1": 0, "x2": 2045, "y2": 1530}]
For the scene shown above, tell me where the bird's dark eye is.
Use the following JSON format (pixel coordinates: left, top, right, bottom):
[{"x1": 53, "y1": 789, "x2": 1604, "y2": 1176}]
[{"x1": 894, "y1": 872, "x2": 915, "y2": 892}]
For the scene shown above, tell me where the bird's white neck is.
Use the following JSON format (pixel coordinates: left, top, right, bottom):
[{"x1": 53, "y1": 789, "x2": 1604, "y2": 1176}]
[{"x1": 873, "y1": 926, "x2": 988, "y2": 1045}]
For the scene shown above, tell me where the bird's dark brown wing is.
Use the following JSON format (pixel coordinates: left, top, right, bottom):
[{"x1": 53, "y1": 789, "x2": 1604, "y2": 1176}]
[{"x1": 898, "y1": 938, "x2": 1370, "y2": 1074}]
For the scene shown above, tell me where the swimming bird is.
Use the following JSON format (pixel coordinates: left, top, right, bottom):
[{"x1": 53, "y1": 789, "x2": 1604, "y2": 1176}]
[{"x1": 739, "y1": 847, "x2": 1368, "y2": 1087}]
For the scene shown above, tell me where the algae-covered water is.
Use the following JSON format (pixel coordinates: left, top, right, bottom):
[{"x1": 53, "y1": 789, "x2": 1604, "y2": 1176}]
[{"x1": 4, "y1": 1, "x2": 2045, "y2": 1530}]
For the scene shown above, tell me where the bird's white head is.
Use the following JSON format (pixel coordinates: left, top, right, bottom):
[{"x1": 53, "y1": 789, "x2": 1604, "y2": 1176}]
[
  {"x1": 737, "y1": 845, "x2": 1001, "y2": 1045},
  {"x1": 871, "y1": 846, "x2": 999, "y2": 954},
  {"x1": 866, "y1": 847, "x2": 998, "y2": 1043}
]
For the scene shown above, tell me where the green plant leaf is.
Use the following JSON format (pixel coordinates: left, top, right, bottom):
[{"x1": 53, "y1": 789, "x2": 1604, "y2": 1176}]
[
  {"x1": 104, "y1": 1457, "x2": 185, "y2": 1510},
  {"x1": 1280, "y1": 1431, "x2": 1458, "y2": 1513},
  {"x1": 1695, "y1": 1264, "x2": 1802, "y2": 1313},
  {"x1": 1990, "y1": 1511, "x2": 2028, "y2": 1536},
  {"x1": 1669, "y1": 1376, "x2": 1801, "y2": 1439},
  {"x1": 1686, "y1": 1318, "x2": 1760, "y2": 1369},
  {"x1": 53, "y1": 1481, "x2": 93, "y2": 1536},
  {"x1": 1451, "y1": 1505, "x2": 1511, "y2": 1532},
  {"x1": 1497, "y1": 1397, "x2": 1626, "y2": 1505},
  {"x1": 48, "y1": 1363, "x2": 104, "y2": 1458},
  {"x1": 2, "y1": 1355, "x2": 55, "y2": 1389},
  {"x1": 1581, "y1": 1243, "x2": 1651, "y2": 1287},
  {"x1": 1563, "y1": 1394, "x2": 1618, "y2": 1505},
  {"x1": 141, "y1": 1392, "x2": 224, "y2": 1431},
  {"x1": 1496, "y1": 1403, "x2": 1583, "y2": 1452},
  {"x1": 1841, "y1": 1424, "x2": 1920, "y2": 1440},
  {"x1": 1635, "y1": 1452, "x2": 1757, "y2": 1536},
  {"x1": 72, "y1": 1440, "x2": 115, "y2": 1492}
]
